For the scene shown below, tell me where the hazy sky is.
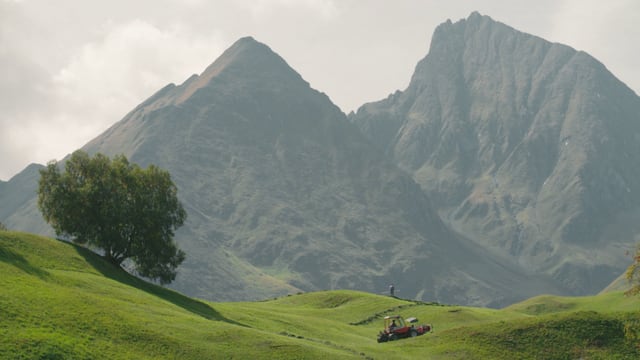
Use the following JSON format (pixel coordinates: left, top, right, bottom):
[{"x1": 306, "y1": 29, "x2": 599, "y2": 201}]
[{"x1": 1, "y1": 0, "x2": 639, "y2": 180}]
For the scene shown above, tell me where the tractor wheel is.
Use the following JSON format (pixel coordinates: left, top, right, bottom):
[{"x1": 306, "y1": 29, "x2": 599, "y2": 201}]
[
  {"x1": 389, "y1": 334, "x2": 398, "y2": 341},
  {"x1": 410, "y1": 329, "x2": 418, "y2": 337}
]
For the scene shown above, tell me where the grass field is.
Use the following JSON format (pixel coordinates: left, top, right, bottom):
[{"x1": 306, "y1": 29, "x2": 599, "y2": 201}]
[{"x1": 1, "y1": 230, "x2": 639, "y2": 359}]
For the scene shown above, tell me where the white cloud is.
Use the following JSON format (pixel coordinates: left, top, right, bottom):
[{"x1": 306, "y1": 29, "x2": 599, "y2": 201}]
[
  {"x1": 1, "y1": 0, "x2": 640, "y2": 180},
  {"x1": 52, "y1": 19, "x2": 224, "y2": 119},
  {"x1": 1, "y1": 17, "x2": 226, "y2": 180},
  {"x1": 239, "y1": 0, "x2": 339, "y2": 20},
  {"x1": 547, "y1": 0, "x2": 640, "y2": 92}
]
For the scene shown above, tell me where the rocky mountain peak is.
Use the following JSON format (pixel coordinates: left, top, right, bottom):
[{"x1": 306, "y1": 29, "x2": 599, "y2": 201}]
[
  {"x1": 429, "y1": 12, "x2": 514, "y2": 47},
  {"x1": 412, "y1": 12, "x2": 545, "y2": 87},
  {"x1": 68, "y1": 33, "x2": 548, "y2": 307},
  {"x1": 350, "y1": 11, "x2": 640, "y2": 297},
  {"x1": 175, "y1": 36, "x2": 307, "y2": 104},
  {"x1": 5, "y1": 15, "x2": 639, "y2": 307}
]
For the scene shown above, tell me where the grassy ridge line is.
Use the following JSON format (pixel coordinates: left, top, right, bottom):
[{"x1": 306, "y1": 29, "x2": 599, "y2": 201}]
[
  {"x1": 2, "y1": 230, "x2": 640, "y2": 359},
  {"x1": 505, "y1": 292, "x2": 640, "y2": 315}
]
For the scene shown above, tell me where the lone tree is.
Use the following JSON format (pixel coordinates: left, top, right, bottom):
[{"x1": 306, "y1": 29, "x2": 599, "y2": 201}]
[
  {"x1": 38, "y1": 150, "x2": 186, "y2": 284},
  {"x1": 0, "y1": 221, "x2": 7, "y2": 231}
]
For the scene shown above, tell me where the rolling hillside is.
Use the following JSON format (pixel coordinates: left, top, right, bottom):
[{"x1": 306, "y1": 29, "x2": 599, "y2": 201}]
[{"x1": 2, "y1": 230, "x2": 639, "y2": 359}]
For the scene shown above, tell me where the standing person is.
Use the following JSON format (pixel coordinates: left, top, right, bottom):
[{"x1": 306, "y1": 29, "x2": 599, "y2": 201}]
[{"x1": 389, "y1": 284, "x2": 395, "y2": 297}]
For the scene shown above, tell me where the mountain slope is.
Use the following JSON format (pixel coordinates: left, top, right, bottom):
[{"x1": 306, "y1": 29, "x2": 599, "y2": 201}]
[
  {"x1": 350, "y1": 12, "x2": 640, "y2": 295},
  {"x1": 4, "y1": 21, "x2": 637, "y2": 305},
  {"x1": 79, "y1": 36, "x2": 556, "y2": 307},
  {"x1": 0, "y1": 163, "x2": 49, "y2": 235}
]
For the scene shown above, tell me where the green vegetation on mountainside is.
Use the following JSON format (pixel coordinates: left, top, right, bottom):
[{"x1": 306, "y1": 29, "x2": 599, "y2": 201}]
[{"x1": 1, "y1": 231, "x2": 639, "y2": 359}]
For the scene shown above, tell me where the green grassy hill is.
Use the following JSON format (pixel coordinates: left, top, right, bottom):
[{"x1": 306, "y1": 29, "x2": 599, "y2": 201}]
[{"x1": 2, "y1": 231, "x2": 639, "y2": 359}]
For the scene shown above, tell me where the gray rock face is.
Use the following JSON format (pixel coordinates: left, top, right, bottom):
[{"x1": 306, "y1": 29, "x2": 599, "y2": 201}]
[
  {"x1": 4, "y1": 12, "x2": 637, "y2": 305},
  {"x1": 0, "y1": 163, "x2": 50, "y2": 235},
  {"x1": 1, "y1": 36, "x2": 557, "y2": 307},
  {"x1": 75, "y1": 36, "x2": 554, "y2": 306},
  {"x1": 350, "y1": 12, "x2": 640, "y2": 295}
]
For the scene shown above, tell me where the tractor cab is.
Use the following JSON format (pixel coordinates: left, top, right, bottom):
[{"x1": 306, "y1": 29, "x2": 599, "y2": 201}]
[{"x1": 384, "y1": 315, "x2": 409, "y2": 335}]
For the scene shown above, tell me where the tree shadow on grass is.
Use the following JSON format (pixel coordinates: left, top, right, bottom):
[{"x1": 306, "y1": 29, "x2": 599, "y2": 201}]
[
  {"x1": 0, "y1": 246, "x2": 50, "y2": 279},
  {"x1": 71, "y1": 242, "x2": 247, "y2": 327}
]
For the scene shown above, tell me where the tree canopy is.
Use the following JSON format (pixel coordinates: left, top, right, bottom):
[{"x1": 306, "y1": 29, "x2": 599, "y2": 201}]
[{"x1": 37, "y1": 150, "x2": 186, "y2": 284}]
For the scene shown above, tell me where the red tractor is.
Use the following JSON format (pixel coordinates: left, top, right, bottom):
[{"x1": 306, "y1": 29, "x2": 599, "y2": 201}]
[{"x1": 376, "y1": 315, "x2": 432, "y2": 343}]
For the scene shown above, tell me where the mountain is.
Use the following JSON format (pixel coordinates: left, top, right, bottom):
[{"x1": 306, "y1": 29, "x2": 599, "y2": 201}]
[
  {"x1": 349, "y1": 12, "x2": 640, "y2": 296},
  {"x1": 0, "y1": 163, "x2": 40, "y2": 221},
  {"x1": 81, "y1": 36, "x2": 560, "y2": 307},
  {"x1": 0, "y1": 163, "x2": 49, "y2": 234},
  {"x1": 0, "y1": 36, "x2": 563, "y2": 307},
  {"x1": 6, "y1": 12, "x2": 639, "y2": 305}
]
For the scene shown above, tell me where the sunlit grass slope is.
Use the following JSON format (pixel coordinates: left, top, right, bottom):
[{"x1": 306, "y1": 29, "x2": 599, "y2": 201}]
[
  {"x1": 0, "y1": 231, "x2": 359, "y2": 359},
  {"x1": 2, "y1": 230, "x2": 640, "y2": 359}
]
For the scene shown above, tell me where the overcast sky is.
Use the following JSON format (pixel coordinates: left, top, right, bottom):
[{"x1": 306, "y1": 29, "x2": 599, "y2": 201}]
[{"x1": 1, "y1": 0, "x2": 639, "y2": 180}]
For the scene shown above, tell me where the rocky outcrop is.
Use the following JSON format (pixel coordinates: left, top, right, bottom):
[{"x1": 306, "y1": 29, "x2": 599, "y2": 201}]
[
  {"x1": 74, "y1": 36, "x2": 554, "y2": 306},
  {"x1": 350, "y1": 12, "x2": 640, "y2": 295}
]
